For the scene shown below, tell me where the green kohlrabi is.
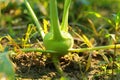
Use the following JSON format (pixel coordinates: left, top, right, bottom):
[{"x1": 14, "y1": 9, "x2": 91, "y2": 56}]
[
  {"x1": 43, "y1": 0, "x2": 73, "y2": 75},
  {"x1": 24, "y1": 0, "x2": 73, "y2": 75}
]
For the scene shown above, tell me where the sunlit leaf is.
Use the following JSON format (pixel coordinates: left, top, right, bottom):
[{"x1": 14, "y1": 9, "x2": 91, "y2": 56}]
[
  {"x1": 22, "y1": 24, "x2": 35, "y2": 48},
  {"x1": 43, "y1": 19, "x2": 49, "y2": 34},
  {"x1": 88, "y1": 12, "x2": 102, "y2": 18},
  {"x1": 81, "y1": 34, "x2": 93, "y2": 47},
  {"x1": 72, "y1": 30, "x2": 93, "y2": 47}
]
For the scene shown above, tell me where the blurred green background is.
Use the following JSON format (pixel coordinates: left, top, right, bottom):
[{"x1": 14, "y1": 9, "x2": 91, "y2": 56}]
[{"x1": 0, "y1": 0, "x2": 120, "y2": 38}]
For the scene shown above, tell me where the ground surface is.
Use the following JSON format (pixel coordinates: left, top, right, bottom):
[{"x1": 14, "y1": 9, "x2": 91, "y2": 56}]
[
  {"x1": 10, "y1": 42, "x2": 113, "y2": 80},
  {"x1": 12, "y1": 52, "x2": 101, "y2": 80}
]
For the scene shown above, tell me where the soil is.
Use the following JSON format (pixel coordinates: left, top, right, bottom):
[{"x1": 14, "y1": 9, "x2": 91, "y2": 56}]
[
  {"x1": 1, "y1": 35, "x2": 113, "y2": 80},
  {"x1": 11, "y1": 49, "x2": 107, "y2": 80}
]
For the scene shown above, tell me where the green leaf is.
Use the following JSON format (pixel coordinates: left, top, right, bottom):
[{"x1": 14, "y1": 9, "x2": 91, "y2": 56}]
[{"x1": 0, "y1": 51, "x2": 15, "y2": 80}]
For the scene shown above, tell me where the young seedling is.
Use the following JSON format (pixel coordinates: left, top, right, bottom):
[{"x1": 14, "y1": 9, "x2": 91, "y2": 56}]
[
  {"x1": 24, "y1": 0, "x2": 73, "y2": 75},
  {"x1": 43, "y1": 0, "x2": 73, "y2": 75}
]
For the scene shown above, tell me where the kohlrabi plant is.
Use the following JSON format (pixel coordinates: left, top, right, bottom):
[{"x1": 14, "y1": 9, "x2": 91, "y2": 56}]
[
  {"x1": 24, "y1": 0, "x2": 73, "y2": 75},
  {"x1": 43, "y1": 0, "x2": 73, "y2": 75}
]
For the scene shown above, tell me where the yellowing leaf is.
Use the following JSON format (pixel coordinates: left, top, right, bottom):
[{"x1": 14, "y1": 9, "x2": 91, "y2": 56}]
[
  {"x1": 22, "y1": 24, "x2": 35, "y2": 48},
  {"x1": 43, "y1": 19, "x2": 49, "y2": 34},
  {"x1": 86, "y1": 53, "x2": 92, "y2": 71},
  {"x1": 88, "y1": 12, "x2": 102, "y2": 18},
  {"x1": 81, "y1": 34, "x2": 93, "y2": 47},
  {"x1": 0, "y1": 44, "x2": 4, "y2": 52}
]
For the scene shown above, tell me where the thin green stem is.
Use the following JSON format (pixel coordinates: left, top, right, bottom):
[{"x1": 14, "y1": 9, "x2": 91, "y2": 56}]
[
  {"x1": 21, "y1": 48, "x2": 57, "y2": 53},
  {"x1": 24, "y1": 0, "x2": 45, "y2": 39},
  {"x1": 61, "y1": 0, "x2": 71, "y2": 32},
  {"x1": 69, "y1": 44, "x2": 120, "y2": 52},
  {"x1": 50, "y1": 0, "x2": 63, "y2": 40},
  {"x1": 19, "y1": 44, "x2": 120, "y2": 53}
]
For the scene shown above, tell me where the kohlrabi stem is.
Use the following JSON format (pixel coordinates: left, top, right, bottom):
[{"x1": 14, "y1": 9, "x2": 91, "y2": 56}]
[
  {"x1": 61, "y1": 0, "x2": 71, "y2": 32},
  {"x1": 50, "y1": 0, "x2": 63, "y2": 39},
  {"x1": 24, "y1": 0, "x2": 45, "y2": 39},
  {"x1": 52, "y1": 56, "x2": 64, "y2": 75},
  {"x1": 20, "y1": 44, "x2": 120, "y2": 53}
]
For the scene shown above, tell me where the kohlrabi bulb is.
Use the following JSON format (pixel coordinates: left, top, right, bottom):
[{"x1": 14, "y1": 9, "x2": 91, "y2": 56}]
[{"x1": 43, "y1": 31, "x2": 73, "y2": 56}]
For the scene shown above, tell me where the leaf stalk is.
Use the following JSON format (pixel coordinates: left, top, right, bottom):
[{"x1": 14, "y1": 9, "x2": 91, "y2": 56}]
[
  {"x1": 50, "y1": 0, "x2": 63, "y2": 40},
  {"x1": 20, "y1": 44, "x2": 120, "y2": 53},
  {"x1": 24, "y1": 0, "x2": 45, "y2": 39},
  {"x1": 61, "y1": 0, "x2": 71, "y2": 31}
]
